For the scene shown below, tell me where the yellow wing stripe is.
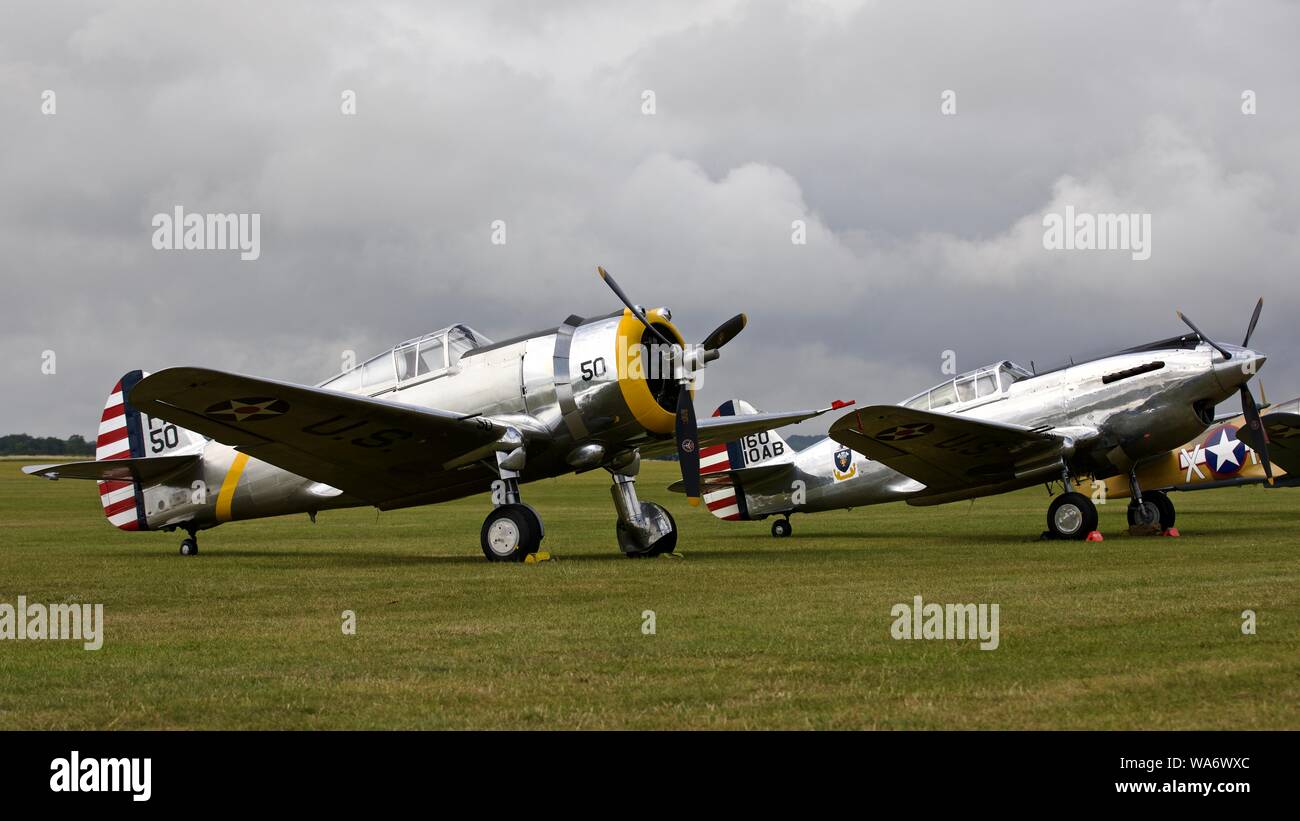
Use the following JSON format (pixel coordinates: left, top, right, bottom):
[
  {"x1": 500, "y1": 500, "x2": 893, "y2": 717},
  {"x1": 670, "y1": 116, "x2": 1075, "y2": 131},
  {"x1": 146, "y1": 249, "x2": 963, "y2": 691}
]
[{"x1": 215, "y1": 452, "x2": 250, "y2": 522}]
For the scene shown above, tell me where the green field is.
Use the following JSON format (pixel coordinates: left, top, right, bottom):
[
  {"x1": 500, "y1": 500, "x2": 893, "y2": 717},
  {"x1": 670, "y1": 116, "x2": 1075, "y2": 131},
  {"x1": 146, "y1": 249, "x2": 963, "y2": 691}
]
[{"x1": 1, "y1": 458, "x2": 1296, "y2": 729}]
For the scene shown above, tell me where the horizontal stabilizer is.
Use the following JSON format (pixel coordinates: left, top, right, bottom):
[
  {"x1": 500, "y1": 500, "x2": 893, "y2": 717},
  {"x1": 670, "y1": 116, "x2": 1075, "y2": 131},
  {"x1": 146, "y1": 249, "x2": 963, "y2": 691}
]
[
  {"x1": 667, "y1": 461, "x2": 793, "y2": 493},
  {"x1": 23, "y1": 454, "x2": 199, "y2": 483}
]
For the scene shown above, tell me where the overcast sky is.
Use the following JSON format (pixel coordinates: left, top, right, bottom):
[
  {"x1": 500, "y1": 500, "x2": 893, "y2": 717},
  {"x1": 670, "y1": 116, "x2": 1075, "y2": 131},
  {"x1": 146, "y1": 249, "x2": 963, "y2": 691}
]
[{"x1": 3, "y1": 0, "x2": 1298, "y2": 439}]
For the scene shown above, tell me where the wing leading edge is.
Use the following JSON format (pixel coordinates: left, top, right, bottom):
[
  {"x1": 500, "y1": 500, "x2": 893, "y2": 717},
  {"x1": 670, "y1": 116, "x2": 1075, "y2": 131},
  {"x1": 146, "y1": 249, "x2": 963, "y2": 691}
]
[{"x1": 131, "y1": 367, "x2": 510, "y2": 507}]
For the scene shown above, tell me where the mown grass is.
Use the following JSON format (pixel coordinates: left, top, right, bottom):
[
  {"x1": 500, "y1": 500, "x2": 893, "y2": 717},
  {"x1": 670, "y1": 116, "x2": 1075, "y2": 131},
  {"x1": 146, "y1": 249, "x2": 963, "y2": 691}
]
[{"x1": 0, "y1": 460, "x2": 1296, "y2": 729}]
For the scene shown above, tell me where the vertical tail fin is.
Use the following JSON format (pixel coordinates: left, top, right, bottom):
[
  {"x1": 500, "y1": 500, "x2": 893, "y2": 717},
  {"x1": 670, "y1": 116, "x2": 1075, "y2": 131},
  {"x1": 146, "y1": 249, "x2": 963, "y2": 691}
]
[
  {"x1": 95, "y1": 370, "x2": 205, "y2": 531},
  {"x1": 699, "y1": 399, "x2": 796, "y2": 521},
  {"x1": 96, "y1": 371, "x2": 148, "y2": 530}
]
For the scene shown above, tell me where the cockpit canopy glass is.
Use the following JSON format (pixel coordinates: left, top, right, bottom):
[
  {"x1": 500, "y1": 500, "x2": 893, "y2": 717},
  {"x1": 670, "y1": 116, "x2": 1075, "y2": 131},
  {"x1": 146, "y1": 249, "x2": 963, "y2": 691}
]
[
  {"x1": 901, "y1": 361, "x2": 1032, "y2": 411},
  {"x1": 319, "y1": 324, "x2": 492, "y2": 395}
]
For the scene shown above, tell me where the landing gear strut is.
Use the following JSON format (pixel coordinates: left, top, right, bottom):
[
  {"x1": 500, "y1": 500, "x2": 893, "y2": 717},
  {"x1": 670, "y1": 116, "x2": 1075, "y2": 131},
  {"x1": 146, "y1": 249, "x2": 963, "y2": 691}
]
[
  {"x1": 608, "y1": 452, "x2": 678, "y2": 557},
  {"x1": 1128, "y1": 491, "x2": 1175, "y2": 530},
  {"x1": 179, "y1": 526, "x2": 199, "y2": 556},
  {"x1": 1125, "y1": 468, "x2": 1175, "y2": 530},
  {"x1": 479, "y1": 436, "x2": 545, "y2": 562}
]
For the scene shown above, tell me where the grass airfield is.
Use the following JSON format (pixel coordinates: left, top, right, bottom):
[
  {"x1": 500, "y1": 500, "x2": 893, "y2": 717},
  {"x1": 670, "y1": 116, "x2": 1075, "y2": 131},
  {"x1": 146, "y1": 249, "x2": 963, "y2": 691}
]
[{"x1": 1, "y1": 458, "x2": 1296, "y2": 730}]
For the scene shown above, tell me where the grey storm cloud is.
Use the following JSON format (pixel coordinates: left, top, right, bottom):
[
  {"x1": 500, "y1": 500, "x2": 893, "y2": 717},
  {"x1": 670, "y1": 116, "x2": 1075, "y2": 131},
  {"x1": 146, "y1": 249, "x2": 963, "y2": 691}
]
[{"x1": 2, "y1": 0, "x2": 1298, "y2": 438}]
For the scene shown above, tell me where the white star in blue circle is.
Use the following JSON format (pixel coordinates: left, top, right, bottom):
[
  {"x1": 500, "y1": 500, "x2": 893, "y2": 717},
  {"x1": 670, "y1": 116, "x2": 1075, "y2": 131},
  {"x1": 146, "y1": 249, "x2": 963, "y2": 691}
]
[{"x1": 1204, "y1": 427, "x2": 1248, "y2": 475}]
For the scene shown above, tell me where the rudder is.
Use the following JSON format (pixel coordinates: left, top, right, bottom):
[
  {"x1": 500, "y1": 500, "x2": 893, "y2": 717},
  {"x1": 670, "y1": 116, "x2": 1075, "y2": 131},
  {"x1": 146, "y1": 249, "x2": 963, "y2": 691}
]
[
  {"x1": 699, "y1": 399, "x2": 796, "y2": 521},
  {"x1": 95, "y1": 370, "x2": 205, "y2": 531}
]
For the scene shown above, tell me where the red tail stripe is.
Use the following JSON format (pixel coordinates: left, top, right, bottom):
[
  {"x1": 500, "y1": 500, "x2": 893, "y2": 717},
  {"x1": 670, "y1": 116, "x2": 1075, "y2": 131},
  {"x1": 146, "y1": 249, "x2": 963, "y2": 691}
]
[
  {"x1": 100, "y1": 404, "x2": 125, "y2": 423},
  {"x1": 96, "y1": 426, "x2": 129, "y2": 447},
  {"x1": 102, "y1": 497, "x2": 137, "y2": 518},
  {"x1": 99, "y1": 480, "x2": 131, "y2": 496}
]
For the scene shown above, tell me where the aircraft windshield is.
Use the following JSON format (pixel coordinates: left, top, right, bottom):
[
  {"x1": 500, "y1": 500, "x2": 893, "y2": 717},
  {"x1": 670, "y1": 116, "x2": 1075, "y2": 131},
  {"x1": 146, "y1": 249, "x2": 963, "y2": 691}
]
[
  {"x1": 319, "y1": 324, "x2": 493, "y2": 394},
  {"x1": 901, "y1": 361, "x2": 1032, "y2": 411}
]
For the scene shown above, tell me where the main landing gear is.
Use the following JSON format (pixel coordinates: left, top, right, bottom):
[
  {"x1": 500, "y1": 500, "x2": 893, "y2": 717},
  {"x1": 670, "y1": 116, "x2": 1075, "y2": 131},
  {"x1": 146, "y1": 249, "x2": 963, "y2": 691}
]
[
  {"x1": 479, "y1": 440, "x2": 545, "y2": 562},
  {"x1": 476, "y1": 441, "x2": 680, "y2": 561},
  {"x1": 1046, "y1": 491, "x2": 1099, "y2": 540},
  {"x1": 1043, "y1": 468, "x2": 1178, "y2": 541},
  {"x1": 1044, "y1": 466, "x2": 1100, "y2": 540},
  {"x1": 609, "y1": 451, "x2": 679, "y2": 558},
  {"x1": 1125, "y1": 468, "x2": 1176, "y2": 532}
]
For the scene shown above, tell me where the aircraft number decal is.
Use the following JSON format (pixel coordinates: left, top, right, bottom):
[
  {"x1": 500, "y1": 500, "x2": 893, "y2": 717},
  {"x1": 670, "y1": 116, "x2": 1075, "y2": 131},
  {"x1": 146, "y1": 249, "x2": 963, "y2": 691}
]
[
  {"x1": 580, "y1": 357, "x2": 607, "y2": 381},
  {"x1": 741, "y1": 431, "x2": 784, "y2": 464},
  {"x1": 147, "y1": 419, "x2": 180, "y2": 453}
]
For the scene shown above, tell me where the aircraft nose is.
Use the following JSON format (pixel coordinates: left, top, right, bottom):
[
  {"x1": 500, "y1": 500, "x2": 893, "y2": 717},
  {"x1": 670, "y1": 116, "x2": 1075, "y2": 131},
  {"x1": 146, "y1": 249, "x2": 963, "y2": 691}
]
[{"x1": 1213, "y1": 347, "x2": 1266, "y2": 392}]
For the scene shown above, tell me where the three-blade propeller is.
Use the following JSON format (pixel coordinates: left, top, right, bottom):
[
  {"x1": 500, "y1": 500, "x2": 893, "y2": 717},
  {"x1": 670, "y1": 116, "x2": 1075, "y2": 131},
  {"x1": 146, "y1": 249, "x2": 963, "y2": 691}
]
[
  {"x1": 598, "y1": 267, "x2": 747, "y2": 505},
  {"x1": 1178, "y1": 298, "x2": 1272, "y2": 483}
]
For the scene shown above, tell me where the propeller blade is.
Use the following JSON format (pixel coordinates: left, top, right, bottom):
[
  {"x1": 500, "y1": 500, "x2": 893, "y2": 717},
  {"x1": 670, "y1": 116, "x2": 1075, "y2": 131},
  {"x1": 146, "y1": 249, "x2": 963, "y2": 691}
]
[
  {"x1": 1243, "y1": 297, "x2": 1264, "y2": 347},
  {"x1": 675, "y1": 388, "x2": 701, "y2": 506},
  {"x1": 1240, "y1": 386, "x2": 1274, "y2": 484},
  {"x1": 1177, "y1": 310, "x2": 1232, "y2": 360},
  {"x1": 597, "y1": 266, "x2": 673, "y2": 347},
  {"x1": 702, "y1": 313, "x2": 748, "y2": 352}
]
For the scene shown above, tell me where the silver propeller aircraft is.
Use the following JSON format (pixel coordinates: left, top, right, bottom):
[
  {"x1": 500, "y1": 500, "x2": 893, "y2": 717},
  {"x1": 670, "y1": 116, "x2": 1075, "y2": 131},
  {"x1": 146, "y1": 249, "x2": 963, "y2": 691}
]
[
  {"x1": 679, "y1": 301, "x2": 1271, "y2": 541},
  {"x1": 25, "y1": 270, "x2": 842, "y2": 560}
]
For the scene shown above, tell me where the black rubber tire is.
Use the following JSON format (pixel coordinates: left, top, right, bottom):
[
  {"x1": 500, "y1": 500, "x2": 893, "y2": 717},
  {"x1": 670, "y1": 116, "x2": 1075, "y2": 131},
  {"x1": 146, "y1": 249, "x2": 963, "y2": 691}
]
[
  {"x1": 480, "y1": 504, "x2": 542, "y2": 562},
  {"x1": 1146, "y1": 490, "x2": 1176, "y2": 529},
  {"x1": 1126, "y1": 499, "x2": 1161, "y2": 528},
  {"x1": 620, "y1": 502, "x2": 678, "y2": 558},
  {"x1": 1047, "y1": 492, "x2": 1099, "y2": 540},
  {"x1": 771, "y1": 518, "x2": 792, "y2": 538},
  {"x1": 179, "y1": 538, "x2": 198, "y2": 556}
]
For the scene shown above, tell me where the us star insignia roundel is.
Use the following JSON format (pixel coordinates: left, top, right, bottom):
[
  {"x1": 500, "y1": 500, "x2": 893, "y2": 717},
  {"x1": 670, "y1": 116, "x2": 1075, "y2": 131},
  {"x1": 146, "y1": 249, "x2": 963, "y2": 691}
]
[
  {"x1": 1201, "y1": 424, "x2": 1248, "y2": 476},
  {"x1": 204, "y1": 397, "x2": 290, "y2": 422},
  {"x1": 875, "y1": 422, "x2": 934, "y2": 442}
]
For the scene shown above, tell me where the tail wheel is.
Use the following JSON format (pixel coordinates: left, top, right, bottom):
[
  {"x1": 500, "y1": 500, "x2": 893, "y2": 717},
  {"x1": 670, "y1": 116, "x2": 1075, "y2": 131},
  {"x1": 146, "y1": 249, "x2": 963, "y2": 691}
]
[
  {"x1": 1047, "y1": 492, "x2": 1098, "y2": 540},
  {"x1": 179, "y1": 537, "x2": 199, "y2": 556},
  {"x1": 619, "y1": 501, "x2": 678, "y2": 558},
  {"x1": 771, "y1": 518, "x2": 793, "y2": 538},
  {"x1": 1146, "y1": 490, "x2": 1176, "y2": 529},
  {"x1": 480, "y1": 504, "x2": 543, "y2": 562}
]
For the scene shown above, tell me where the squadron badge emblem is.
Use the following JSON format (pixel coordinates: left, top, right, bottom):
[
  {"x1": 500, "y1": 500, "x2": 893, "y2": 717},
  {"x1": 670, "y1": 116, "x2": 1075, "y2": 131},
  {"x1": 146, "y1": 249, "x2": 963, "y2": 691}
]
[{"x1": 833, "y1": 446, "x2": 857, "y2": 482}]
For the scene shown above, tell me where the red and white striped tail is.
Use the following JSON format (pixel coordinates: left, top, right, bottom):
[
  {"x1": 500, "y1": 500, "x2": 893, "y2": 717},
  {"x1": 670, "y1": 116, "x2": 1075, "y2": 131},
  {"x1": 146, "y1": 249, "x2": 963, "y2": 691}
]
[
  {"x1": 701, "y1": 440, "x2": 743, "y2": 520},
  {"x1": 96, "y1": 371, "x2": 148, "y2": 531},
  {"x1": 700, "y1": 400, "x2": 749, "y2": 521}
]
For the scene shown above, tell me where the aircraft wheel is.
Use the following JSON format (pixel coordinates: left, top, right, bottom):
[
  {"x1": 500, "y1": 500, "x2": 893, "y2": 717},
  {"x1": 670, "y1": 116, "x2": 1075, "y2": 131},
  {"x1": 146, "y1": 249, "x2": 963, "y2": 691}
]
[
  {"x1": 1047, "y1": 492, "x2": 1098, "y2": 540},
  {"x1": 1126, "y1": 498, "x2": 1161, "y2": 528},
  {"x1": 619, "y1": 502, "x2": 678, "y2": 558},
  {"x1": 179, "y1": 537, "x2": 199, "y2": 556},
  {"x1": 771, "y1": 518, "x2": 793, "y2": 538},
  {"x1": 480, "y1": 504, "x2": 542, "y2": 562},
  {"x1": 1146, "y1": 490, "x2": 1176, "y2": 529}
]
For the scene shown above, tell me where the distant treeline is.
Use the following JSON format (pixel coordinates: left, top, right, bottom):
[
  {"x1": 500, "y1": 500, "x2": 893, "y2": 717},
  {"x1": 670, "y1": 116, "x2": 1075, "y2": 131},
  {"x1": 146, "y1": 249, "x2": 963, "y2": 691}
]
[{"x1": 0, "y1": 434, "x2": 94, "y2": 457}]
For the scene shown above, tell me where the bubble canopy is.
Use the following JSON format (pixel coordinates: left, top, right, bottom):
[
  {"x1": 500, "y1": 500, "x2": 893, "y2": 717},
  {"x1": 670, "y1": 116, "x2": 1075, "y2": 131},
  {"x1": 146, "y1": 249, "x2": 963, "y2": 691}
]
[
  {"x1": 319, "y1": 325, "x2": 493, "y2": 395},
  {"x1": 901, "y1": 361, "x2": 1033, "y2": 412}
]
